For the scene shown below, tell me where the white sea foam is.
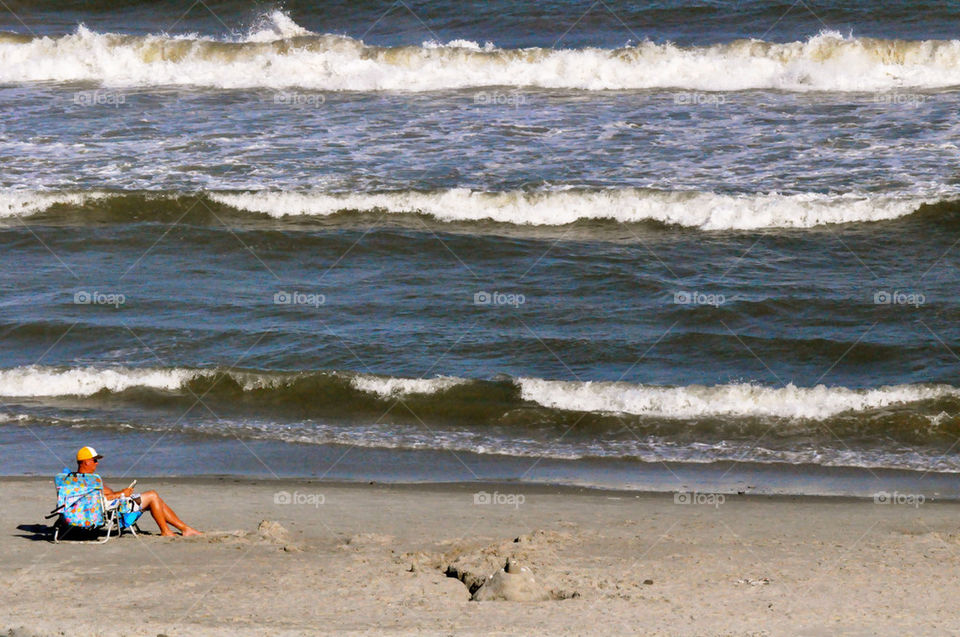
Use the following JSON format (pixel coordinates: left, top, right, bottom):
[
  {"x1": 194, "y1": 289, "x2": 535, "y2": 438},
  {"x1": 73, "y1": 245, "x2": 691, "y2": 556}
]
[
  {"x1": 0, "y1": 191, "x2": 107, "y2": 218},
  {"x1": 518, "y1": 378, "x2": 960, "y2": 420},
  {"x1": 210, "y1": 189, "x2": 926, "y2": 230},
  {"x1": 3, "y1": 23, "x2": 960, "y2": 91},
  {"x1": 0, "y1": 365, "x2": 197, "y2": 396},
  {"x1": 0, "y1": 188, "x2": 933, "y2": 230},
  {"x1": 242, "y1": 10, "x2": 313, "y2": 43},
  {"x1": 350, "y1": 374, "x2": 467, "y2": 397},
  {"x1": 0, "y1": 365, "x2": 463, "y2": 399},
  {"x1": 0, "y1": 187, "x2": 937, "y2": 229}
]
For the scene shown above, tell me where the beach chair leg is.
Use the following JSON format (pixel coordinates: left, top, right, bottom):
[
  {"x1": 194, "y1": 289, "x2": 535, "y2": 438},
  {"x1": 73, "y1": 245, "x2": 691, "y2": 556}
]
[
  {"x1": 52, "y1": 518, "x2": 68, "y2": 543},
  {"x1": 99, "y1": 519, "x2": 113, "y2": 544}
]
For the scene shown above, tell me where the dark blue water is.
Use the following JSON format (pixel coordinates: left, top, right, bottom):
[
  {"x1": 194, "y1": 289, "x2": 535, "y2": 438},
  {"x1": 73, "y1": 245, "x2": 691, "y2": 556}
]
[{"x1": 7, "y1": 0, "x2": 960, "y2": 44}]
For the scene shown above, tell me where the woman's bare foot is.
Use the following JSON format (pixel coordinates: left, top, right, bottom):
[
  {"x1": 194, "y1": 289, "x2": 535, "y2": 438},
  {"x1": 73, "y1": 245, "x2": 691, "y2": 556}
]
[
  {"x1": 181, "y1": 527, "x2": 202, "y2": 537},
  {"x1": 160, "y1": 531, "x2": 177, "y2": 537}
]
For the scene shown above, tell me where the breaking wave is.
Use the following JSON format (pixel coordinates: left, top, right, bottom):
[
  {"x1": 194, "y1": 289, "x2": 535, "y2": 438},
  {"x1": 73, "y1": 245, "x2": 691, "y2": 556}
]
[
  {"x1": 8, "y1": 365, "x2": 960, "y2": 470},
  {"x1": 3, "y1": 364, "x2": 960, "y2": 421},
  {"x1": 4, "y1": 18, "x2": 960, "y2": 91},
  {"x1": 3, "y1": 188, "x2": 949, "y2": 230}
]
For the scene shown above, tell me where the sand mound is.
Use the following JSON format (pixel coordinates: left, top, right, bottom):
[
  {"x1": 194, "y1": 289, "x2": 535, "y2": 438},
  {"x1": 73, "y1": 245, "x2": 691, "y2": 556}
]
[
  {"x1": 441, "y1": 529, "x2": 579, "y2": 600},
  {"x1": 472, "y1": 558, "x2": 552, "y2": 602},
  {"x1": 258, "y1": 520, "x2": 289, "y2": 543},
  {"x1": 257, "y1": 520, "x2": 303, "y2": 552}
]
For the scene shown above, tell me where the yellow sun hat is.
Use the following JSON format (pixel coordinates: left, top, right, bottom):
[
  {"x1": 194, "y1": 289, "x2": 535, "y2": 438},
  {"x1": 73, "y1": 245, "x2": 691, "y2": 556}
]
[{"x1": 76, "y1": 446, "x2": 104, "y2": 462}]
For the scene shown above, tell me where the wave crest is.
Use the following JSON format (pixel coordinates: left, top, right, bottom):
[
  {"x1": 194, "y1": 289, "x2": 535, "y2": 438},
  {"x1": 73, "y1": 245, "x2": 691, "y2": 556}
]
[
  {"x1": 1, "y1": 188, "x2": 935, "y2": 230},
  {"x1": 2, "y1": 365, "x2": 959, "y2": 422},
  {"x1": 242, "y1": 10, "x2": 313, "y2": 43},
  {"x1": 209, "y1": 189, "x2": 928, "y2": 230},
  {"x1": 517, "y1": 377, "x2": 960, "y2": 420},
  {"x1": 3, "y1": 24, "x2": 960, "y2": 91}
]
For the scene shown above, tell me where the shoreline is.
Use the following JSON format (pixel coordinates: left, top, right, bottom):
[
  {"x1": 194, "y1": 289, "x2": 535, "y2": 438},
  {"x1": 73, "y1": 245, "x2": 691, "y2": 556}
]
[
  {"x1": 0, "y1": 474, "x2": 942, "y2": 504},
  {"x1": 6, "y1": 476, "x2": 960, "y2": 635},
  {"x1": 5, "y1": 425, "x2": 960, "y2": 500}
]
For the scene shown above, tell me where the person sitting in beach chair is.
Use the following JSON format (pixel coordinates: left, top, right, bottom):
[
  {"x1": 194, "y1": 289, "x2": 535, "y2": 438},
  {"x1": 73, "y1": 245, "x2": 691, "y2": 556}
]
[
  {"x1": 48, "y1": 461, "x2": 142, "y2": 543},
  {"x1": 73, "y1": 446, "x2": 201, "y2": 537}
]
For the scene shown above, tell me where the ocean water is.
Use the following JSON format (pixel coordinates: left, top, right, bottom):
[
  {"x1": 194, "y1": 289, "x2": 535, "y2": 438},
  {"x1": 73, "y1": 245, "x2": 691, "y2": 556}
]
[{"x1": 3, "y1": 1, "x2": 960, "y2": 494}]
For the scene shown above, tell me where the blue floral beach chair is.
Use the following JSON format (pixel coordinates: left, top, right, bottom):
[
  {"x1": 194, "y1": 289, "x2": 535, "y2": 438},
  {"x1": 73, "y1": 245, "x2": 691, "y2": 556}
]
[{"x1": 47, "y1": 469, "x2": 142, "y2": 543}]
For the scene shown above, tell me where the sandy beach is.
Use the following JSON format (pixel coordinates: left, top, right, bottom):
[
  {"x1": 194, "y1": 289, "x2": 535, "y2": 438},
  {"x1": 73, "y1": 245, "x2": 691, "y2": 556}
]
[{"x1": 3, "y1": 476, "x2": 960, "y2": 635}]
